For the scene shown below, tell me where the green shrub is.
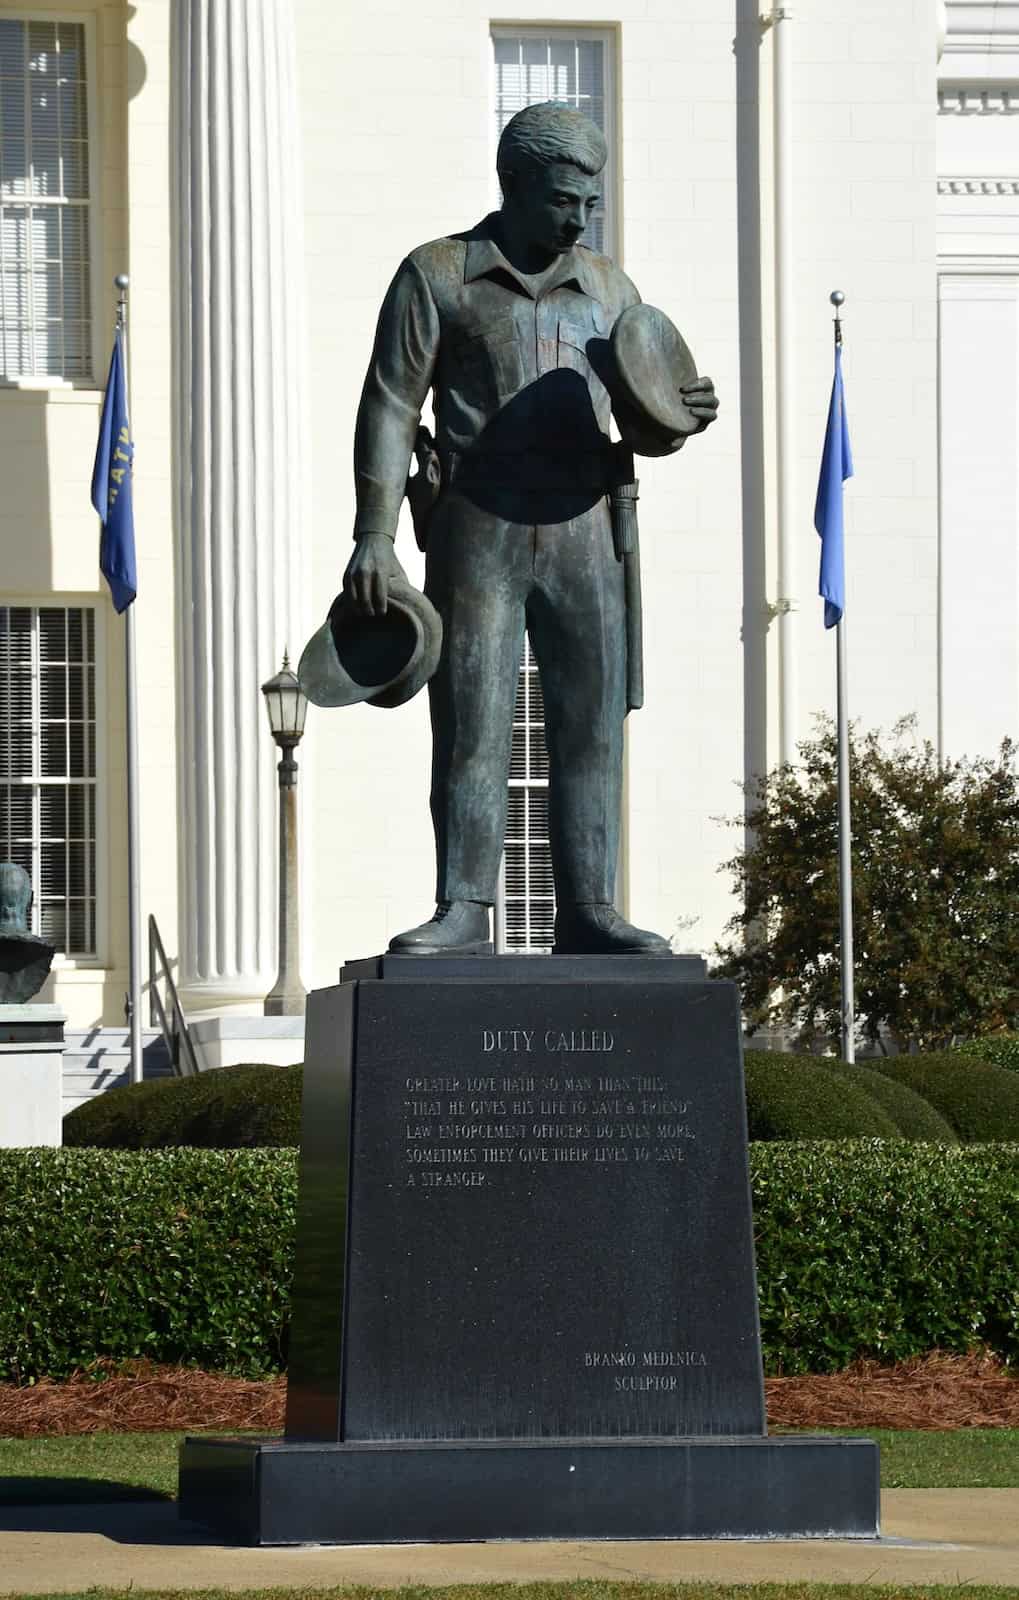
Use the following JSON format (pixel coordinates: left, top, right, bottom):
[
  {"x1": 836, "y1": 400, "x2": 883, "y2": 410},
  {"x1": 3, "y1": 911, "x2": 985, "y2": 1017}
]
[
  {"x1": 743, "y1": 1050, "x2": 900, "y2": 1140},
  {"x1": 873, "y1": 1054, "x2": 1019, "y2": 1142},
  {"x1": 824, "y1": 1063, "x2": 958, "y2": 1142},
  {"x1": 954, "y1": 1033, "x2": 1019, "y2": 1074},
  {"x1": 753, "y1": 1141, "x2": 1019, "y2": 1372},
  {"x1": 0, "y1": 1149, "x2": 296, "y2": 1381},
  {"x1": 715, "y1": 721, "x2": 1019, "y2": 1051},
  {"x1": 1, "y1": 1145, "x2": 1016, "y2": 1380},
  {"x1": 63, "y1": 1063, "x2": 303, "y2": 1150}
]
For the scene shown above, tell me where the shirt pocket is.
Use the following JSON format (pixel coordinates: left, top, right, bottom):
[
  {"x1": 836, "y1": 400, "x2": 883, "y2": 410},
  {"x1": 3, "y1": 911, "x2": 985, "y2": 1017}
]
[
  {"x1": 456, "y1": 313, "x2": 526, "y2": 412},
  {"x1": 557, "y1": 306, "x2": 611, "y2": 419},
  {"x1": 557, "y1": 301, "x2": 608, "y2": 371}
]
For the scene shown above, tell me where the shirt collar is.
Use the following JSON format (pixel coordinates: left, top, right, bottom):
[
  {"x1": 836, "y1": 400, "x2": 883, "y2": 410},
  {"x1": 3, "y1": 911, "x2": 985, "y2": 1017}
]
[{"x1": 464, "y1": 215, "x2": 598, "y2": 300}]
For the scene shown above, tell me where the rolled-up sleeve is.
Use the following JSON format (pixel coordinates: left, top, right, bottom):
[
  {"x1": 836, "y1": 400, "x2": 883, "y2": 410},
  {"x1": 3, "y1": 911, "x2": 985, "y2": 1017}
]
[{"x1": 353, "y1": 257, "x2": 440, "y2": 541}]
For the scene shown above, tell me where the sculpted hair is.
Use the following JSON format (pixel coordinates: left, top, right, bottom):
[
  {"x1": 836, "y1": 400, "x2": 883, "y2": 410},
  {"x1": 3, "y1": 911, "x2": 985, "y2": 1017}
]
[{"x1": 497, "y1": 101, "x2": 608, "y2": 191}]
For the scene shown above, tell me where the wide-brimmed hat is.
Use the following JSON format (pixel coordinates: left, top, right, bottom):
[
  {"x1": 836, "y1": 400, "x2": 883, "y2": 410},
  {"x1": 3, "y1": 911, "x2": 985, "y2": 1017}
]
[
  {"x1": 298, "y1": 578, "x2": 442, "y2": 710},
  {"x1": 611, "y1": 304, "x2": 702, "y2": 457}
]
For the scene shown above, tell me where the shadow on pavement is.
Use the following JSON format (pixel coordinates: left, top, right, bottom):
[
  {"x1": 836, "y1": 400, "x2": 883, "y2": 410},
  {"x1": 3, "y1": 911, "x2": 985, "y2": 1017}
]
[{"x1": 0, "y1": 1497, "x2": 226, "y2": 1546}]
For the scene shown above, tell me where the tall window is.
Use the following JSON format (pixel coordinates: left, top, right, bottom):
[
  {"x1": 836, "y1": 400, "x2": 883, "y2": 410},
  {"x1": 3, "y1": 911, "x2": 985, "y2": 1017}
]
[
  {"x1": 506, "y1": 644, "x2": 555, "y2": 950},
  {"x1": 491, "y1": 28, "x2": 615, "y2": 949},
  {"x1": 0, "y1": 606, "x2": 98, "y2": 955},
  {"x1": 0, "y1": 18, "x2": 92, "y2": 380},
  {"x1": 492, "y1": 27, "x2": 615, "y2": 256}
]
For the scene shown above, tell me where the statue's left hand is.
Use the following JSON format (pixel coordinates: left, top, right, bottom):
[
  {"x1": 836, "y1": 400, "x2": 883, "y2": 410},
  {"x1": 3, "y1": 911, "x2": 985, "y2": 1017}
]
[{"x1": 681, "y1": 376, "x2": 719, "y2": 432}]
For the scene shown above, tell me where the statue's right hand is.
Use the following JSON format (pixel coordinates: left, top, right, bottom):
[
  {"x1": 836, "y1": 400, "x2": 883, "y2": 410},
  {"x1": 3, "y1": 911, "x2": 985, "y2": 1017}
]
[{"x1": 342, "y1": 533, "x2": 406, "y2": 617}]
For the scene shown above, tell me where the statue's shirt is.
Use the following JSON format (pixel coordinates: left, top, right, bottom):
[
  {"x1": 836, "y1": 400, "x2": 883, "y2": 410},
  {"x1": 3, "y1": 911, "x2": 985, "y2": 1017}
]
[{"x1": 353, "y1": 214, "x2": 640, "y2": 540}]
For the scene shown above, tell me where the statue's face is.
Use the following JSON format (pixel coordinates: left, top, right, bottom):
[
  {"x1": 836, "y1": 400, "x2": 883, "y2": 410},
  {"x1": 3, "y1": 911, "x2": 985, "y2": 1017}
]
[{"x1": 511, "y1": 161, "x2": 602, "y2": 256}]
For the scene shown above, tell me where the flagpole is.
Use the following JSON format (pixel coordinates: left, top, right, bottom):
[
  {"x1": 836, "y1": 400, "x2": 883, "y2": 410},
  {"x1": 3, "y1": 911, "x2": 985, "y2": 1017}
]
[
  {"x1": 115, "y1": 273, "x2": 143, "y2": 1088},
  {"x1": 831, "y1": 289, "x2": 855, "y2": 1064}
]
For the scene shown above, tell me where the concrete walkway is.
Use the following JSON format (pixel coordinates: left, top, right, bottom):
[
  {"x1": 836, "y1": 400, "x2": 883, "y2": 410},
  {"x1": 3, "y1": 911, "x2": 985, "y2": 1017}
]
[{"x1": 0, "y1": 1491, "x2": 1018, "y2": 1593}]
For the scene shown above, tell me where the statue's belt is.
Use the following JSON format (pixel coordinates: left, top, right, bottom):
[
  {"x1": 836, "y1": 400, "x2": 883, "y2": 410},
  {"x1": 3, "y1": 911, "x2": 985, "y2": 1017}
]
[{"x1": 441, "y1": 446, "x2": 633, "y2": 495}]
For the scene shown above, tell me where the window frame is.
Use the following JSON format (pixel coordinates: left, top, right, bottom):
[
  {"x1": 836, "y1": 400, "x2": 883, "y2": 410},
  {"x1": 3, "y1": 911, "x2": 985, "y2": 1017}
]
[
  {"x1": 0, "y1": 9, "x2": 101, "y2": 390},
  {"x1": 0, "y1": 595, "x2": 107, "y2": 966},
  {"x1": 489, "y1": 24, "x2": 618, "y2": 261}
]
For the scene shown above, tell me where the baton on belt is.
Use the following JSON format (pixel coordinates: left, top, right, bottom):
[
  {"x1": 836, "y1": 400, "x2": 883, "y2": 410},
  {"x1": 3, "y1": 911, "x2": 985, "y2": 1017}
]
[{"x1": 609, "y1": 449, "x2": 644, "y2": 713}]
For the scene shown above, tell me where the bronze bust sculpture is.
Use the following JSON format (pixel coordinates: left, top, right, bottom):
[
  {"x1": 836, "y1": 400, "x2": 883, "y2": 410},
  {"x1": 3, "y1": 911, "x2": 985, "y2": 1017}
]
[
  {"x1": 0, "y1": 863, "x2": 56, "y2": 1003},
  {"x1": 337, "y1": 102, "x2": 718, "y2": 954}
]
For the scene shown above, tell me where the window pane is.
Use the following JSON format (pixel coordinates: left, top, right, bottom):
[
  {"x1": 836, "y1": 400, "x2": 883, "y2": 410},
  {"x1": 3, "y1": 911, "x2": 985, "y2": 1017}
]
[
  {"x1": 39, "y1": 784, "x2": 66, "y2": 837},
  {"x1": 40, "y1": 839, "x2": 66, "y2": 896},
  {"x1": 0, "y1": 724, "x2": 31, "y2": 780},
  {"x1": 40, "y1": 607, "x2": 67, "y2": 662},
  {"x1": 39, "y1": 900, "x2": 65, "y2": 949},
  {"x1": 30, "y1": 79, "x2": 58, "y2": 141},
  {"x1": 62, "y1": 141, "x2": 87, "y2": 199},
  {"x1": 0, "y1": 19, "x2": 22, "y2": 73},
  {"x1": 56, "y1": 23, "x2": 84, "y2": 80},
  {"x1": 66, "y1": 899, "x2": 86, "y2": 952},
  {"x1": 40, "y1": 722, "x2": 67, "y2": 776},
  {"x1": 0, "y1": 784, "x2": 32, "y2": 847},
  {"x1": 58, "y1": 79, "x2": 86, "y2": 138},
  {"x1": 68, "y1": 722, "x2": 85, "y2": 776},
  {"x1": 39, "y1": 663, "x2": 65, "y2": 720}
]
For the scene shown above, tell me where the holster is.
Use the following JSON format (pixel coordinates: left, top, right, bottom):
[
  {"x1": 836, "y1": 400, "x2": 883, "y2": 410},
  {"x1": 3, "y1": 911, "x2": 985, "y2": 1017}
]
[{"x1": 405, "y1": 426, "x2": 442, "y2": 552}]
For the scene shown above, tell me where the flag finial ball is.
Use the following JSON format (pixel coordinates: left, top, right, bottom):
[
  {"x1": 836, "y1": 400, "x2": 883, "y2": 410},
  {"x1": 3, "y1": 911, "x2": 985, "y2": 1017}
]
[
  {"x1": 114, "y1": 273, "x2": 129, "y2": 290},
  {"x1": 830, "y1": 289, "x2": 845, "y2": 308}
]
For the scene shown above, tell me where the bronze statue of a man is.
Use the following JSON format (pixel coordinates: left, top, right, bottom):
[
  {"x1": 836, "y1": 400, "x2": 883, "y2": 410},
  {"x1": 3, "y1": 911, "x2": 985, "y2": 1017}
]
[{"x1": 343, "y1": 102, "x2": 718, "y2": 954}]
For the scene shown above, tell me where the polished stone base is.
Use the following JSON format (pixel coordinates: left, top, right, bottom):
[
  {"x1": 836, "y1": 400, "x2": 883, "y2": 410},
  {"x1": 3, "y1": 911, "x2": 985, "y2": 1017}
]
[{"x1": 179, "y1": 1434, "x2": 880, "y2": 1546}]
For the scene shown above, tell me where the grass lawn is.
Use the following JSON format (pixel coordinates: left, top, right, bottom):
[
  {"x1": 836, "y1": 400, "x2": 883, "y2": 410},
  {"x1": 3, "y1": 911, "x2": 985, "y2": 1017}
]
[
  {"x1": 12, "y1": 1585, "x2": 1019, "y2": 1600},
  {"x1": 1, "y1": 1429, "x2": 1018, "y2": 1505}
]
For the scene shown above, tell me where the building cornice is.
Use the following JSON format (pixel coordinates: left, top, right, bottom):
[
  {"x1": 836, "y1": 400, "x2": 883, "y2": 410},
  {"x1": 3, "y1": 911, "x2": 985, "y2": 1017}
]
[{"x1": 943, "y1": 1, "x2": 1019, "y2": 54}]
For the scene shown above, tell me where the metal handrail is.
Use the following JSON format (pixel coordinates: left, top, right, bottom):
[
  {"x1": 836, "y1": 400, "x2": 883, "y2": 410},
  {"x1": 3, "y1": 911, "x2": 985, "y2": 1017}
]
[{"x1": 148, "y1": 914, "x2": 201, "y2": 1078}]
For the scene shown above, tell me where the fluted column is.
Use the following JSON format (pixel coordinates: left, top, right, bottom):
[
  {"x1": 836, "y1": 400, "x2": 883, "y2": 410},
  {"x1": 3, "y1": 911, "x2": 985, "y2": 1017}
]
[{"x1": 171, "y1": 0, "x2": 306, "y2": 1007}]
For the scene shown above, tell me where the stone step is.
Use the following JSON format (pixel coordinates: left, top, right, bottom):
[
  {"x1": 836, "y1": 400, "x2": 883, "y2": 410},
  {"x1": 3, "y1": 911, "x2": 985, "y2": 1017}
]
[{"x1": 61, "y1": 1026, "x2": 176, "y2": 1107}]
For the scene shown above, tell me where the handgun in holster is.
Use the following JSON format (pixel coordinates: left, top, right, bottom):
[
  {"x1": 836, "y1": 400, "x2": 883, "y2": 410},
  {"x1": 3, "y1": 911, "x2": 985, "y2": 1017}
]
[{"x1": 405, "y1": 426, "x2": 442, "y2": 552}]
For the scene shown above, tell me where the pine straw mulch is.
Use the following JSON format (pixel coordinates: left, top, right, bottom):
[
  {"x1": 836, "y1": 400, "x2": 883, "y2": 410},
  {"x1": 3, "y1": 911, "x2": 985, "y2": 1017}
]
[{"x1": 0, "y1": 1351, "x2": 1016, "y2": 1439}]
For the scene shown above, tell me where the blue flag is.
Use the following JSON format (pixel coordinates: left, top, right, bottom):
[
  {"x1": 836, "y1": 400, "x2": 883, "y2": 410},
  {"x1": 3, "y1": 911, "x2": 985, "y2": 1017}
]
[
  {"x1": 91, "y1": 330, "x2": 136, "y2": 613},
  {"x1": 815, "y1": 343, "x2": 853, "y2": 629}
]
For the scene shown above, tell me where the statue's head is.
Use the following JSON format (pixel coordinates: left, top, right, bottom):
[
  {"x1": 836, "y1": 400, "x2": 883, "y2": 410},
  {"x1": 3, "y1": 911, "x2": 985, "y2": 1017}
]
[
  {"x1": 0, "y1": 862, "x2": 31, "y2": 935},
  {"x1": 497, "y1": 101, "x2": 607, "y2": 256}
]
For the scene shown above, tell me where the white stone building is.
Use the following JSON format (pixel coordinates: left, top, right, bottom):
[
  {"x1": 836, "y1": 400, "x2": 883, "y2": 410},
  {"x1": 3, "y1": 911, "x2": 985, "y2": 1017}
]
[{"x1": 0, "y1": 1, "x2": 1014, "y2": 1066}]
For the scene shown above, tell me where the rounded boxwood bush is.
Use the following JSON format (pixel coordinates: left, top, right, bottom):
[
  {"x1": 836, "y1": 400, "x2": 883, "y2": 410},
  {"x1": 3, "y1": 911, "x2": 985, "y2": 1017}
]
[
  {"x1": 63, "y1": 1062, "x2": 302, "y2": 1150},
  {"x1": 825, "y1": 1063, "x2": 958, "y2": 1142},
  {"x1": 954, "y1": 1034, "x2": 1019, "y2": 1074},
  {"x1": 874, "y1": 1053, "x2": 1019, "y2": 1142},
  {"x1": 743, "y1": 1050, "x2": 899, "y2": 1140}
]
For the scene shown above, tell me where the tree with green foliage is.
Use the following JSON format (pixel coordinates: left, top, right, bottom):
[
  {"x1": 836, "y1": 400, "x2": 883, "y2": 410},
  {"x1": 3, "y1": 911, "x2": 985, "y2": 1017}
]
[{"x1": 714, "y1": 719, "x2": 1019, "y2": 1052}]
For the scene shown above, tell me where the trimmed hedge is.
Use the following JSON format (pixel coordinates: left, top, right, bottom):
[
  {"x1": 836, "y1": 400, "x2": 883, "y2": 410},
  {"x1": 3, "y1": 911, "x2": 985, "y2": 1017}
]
[
  {"x1": 63, "y1": 1063, "x2": 303, "y2": 1150},
  {"x1": 743, "y1": 1051, "x2": 900, "y2": 1140},
  {"x1": 0, "y1": 1149, "x2": 295, "y2": 1381},
  {"x1": 954, "y1": 1033, "x2": 1019, "y2": 1074},
  {"x1": 752, "y1": 1141, "x2": 1019, "y2": 1373},
  {"x1": 2, "y1": 1144, "x2": 1016, "y2": 1380},
  {"x1": 874, "y1": 1054, "x2": 1019, "y2": 1142},
  {"x1": 824, "y1": 1063, "x2": 958, "y2": 1143}
]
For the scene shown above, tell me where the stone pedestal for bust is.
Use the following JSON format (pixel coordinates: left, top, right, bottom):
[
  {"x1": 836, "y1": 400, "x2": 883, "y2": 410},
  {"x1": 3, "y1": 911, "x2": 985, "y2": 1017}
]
[
  {"x1": 179, "y1": 958, "x2": 879, "y2": 1545},
  {"x1": 0, "y1": 1005, "x2": 66, "y2": 1148}
]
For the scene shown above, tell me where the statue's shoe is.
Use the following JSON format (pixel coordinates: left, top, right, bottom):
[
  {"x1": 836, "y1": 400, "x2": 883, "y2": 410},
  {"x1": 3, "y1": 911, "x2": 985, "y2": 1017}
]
[
  {"x1": 553, "y1": 903, "x2": 671, "y2": 956},
  {"x1": 388, "y1": 900, "x2": 491, "y2": 954}
]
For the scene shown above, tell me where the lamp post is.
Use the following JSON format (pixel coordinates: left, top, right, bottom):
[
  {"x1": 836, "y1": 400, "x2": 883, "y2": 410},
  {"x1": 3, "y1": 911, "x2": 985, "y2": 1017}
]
[{"x1": 261, "y1": 653, "x2": 308, "y2": 1016}]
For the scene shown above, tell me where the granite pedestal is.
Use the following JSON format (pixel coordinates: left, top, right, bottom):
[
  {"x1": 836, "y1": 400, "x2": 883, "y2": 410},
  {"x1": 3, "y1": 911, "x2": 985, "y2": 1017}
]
[
  {"x1": 0, "y1": 1004, "x2": 65, "y2": 1147},
  {"x1": 180, "y1": 957, "x2": 879, "y2": 1543}
]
